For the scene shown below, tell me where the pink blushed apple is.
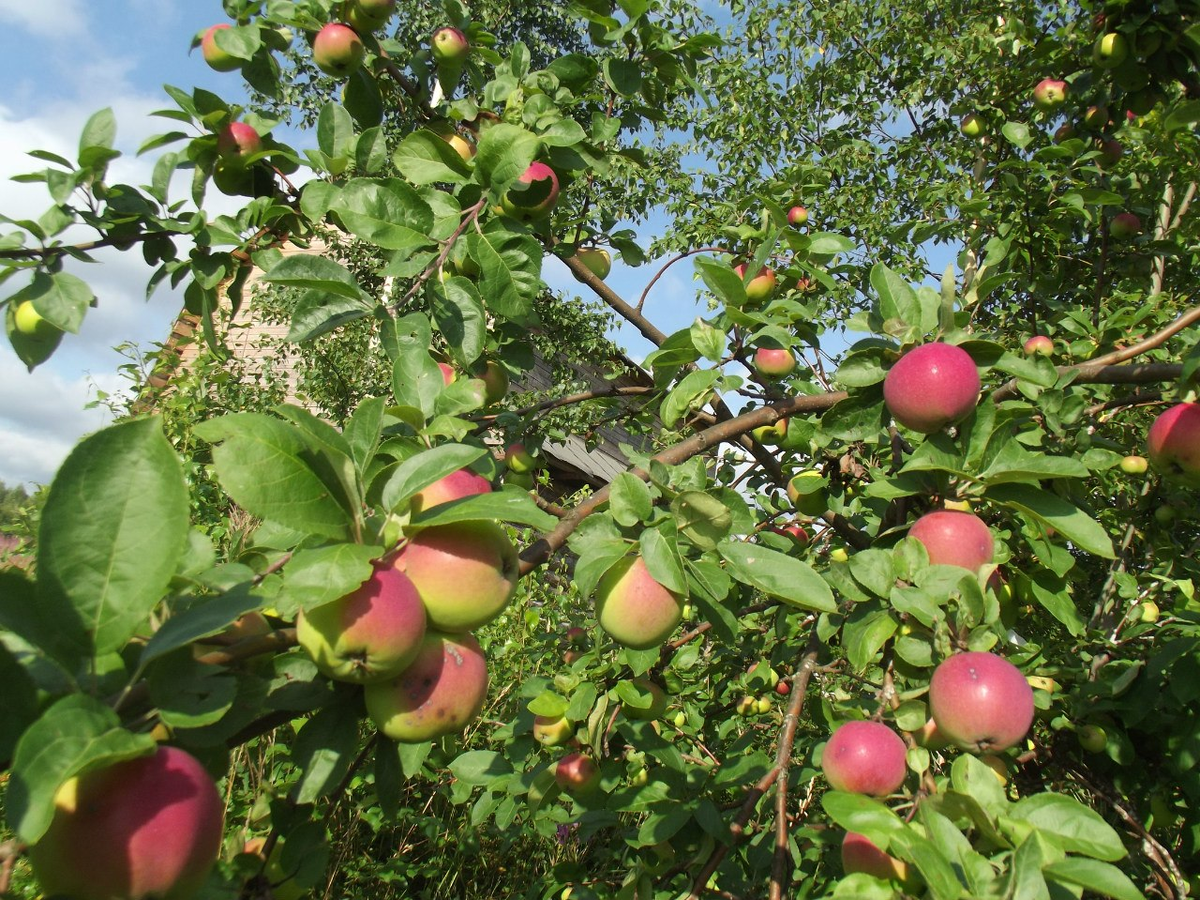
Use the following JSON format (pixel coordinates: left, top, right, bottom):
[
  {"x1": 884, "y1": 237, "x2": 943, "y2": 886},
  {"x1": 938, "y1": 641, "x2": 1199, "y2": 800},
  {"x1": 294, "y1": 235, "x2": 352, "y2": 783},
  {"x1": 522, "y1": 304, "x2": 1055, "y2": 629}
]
[
  {"x1": 787, "y1": 205, "x2": 808, "y2": 226},
  {"x1": 908, "y1": 509, "x2": 994, "y2": 572},
  {"x1": 883, "y1": 342, "x2": 980, "y2": 433},
  {"x1": 499, "y1": 161, "x2": 560, "y2": 221},
  {"x1": 1023, "y1": 335, "x2": 1054, "y2": 357},
  {"x1": 1146, "y1": 402, "x2": 1200, "y2": 486},
  {"x1": 409, "y1": 468, "x2": 491, "y2": 515},
  {"x1": 929, "y1": 651, "x2": 1034, "y2": 752},
  {"x1": 821, "y1": 720, "x2": 908, "y2": 797},
  {"x1": 753, "y1": 347, "x2": 796, "y2": 377},
  {"x1": 594, "y1": 555, "x2": 684, "y2": 649},
  {"x1": 216, "y1": 122, "x2": 262, "y2": 162},
  {"x1": 200, "y1": 24, "x2": 241, "y2": 72},
  {"x1": 733, "y1": 263, "x2": 777, "y2": 303},
  {"x1": 1032, "y1": 78, "x2": 1068, "y2": 112},
  {"x1": 555, "y1": 753, "x2": 601, "y2": 793},
  {"x1": 312, "y1": 23, "x2": 365, "y2": 78},
  {"x1": 1110, "y1": 212, "x2": 1141, "y2": 240}
]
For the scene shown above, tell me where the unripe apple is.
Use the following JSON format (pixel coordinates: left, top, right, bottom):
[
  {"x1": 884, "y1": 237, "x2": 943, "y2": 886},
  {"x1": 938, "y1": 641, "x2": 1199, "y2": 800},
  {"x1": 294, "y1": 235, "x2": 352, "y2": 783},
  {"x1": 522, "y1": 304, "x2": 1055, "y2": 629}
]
[
  {"x1": 751, "y1": 419, "x2": 787, "y2": 445},
  {"x1": 629, "y1": 766, "x2": 650, "y2": 786},
  {"x1": 736, "y1": 695, "x2": 756, "y2": 716},
  {"x1": 297, "y1": 564, "x2": 427, "y2": 683},
  {"x1": 753, "y1": 347, "x2": 796, "y2": 377},
  {"x1": 908, "y1": 510, "x2": 994, "y2": 572},
  {"x1": 499, "y1": 161, "x2": 560, "y2": 221},
  {"x1": 884, "y1": 342, "x2": 980, "y2": 433},
  {"x1": 829, "y1": 547, "x2": 849, "y2": 563},
  {"x1": 13, "y1": 301, "x2": 59, "y2": 339},
  {"x1": 505, "y1": 443, "x2": 537, "y2": 473},
  {"x1": 622, "y1": 677, "x2": 668, "y2": 720},
  {"x1": 1032, "y1": 78, "x2": 1068, "y2": 112},
  {"x1": 1083, "y1": 104, "x2": 1110, "y2": 129},
  {"x1": 555, "y1": 752, "x2": 601, "y2": 793},
  {"x1": 349, "y1": 0, "x2": 397, "y2": 29},
  {"x1": 929, "y1": 652, "x2": 1034, "y2": 752},
  {"x1": 364, "y1": 630, "x2": 488, "y2": 741},
  {"x1": 534, "y1": 715, "x2": 574, "y2": 747},
  {"x1": 396, "y1": 521, "x2": 518, "y2": 632},
  {"x1": 575, "y1": 248, "x2": 612, "y2": 281},
  {"x1": 595, "y1": 556, "x2": 684, "y2": 649},
  {"x1": 733, "y1": 263, "x2": 777, "y2": 302},
  {"x1": 841, "y1": 832, "x2": 913, "y2": 885},
  {"x1": 1110, "y1": 211, "x2": 1141, "y2": 239},
  {"x1": 1139, "y1": 600, "x2": 1160, "y2": 623},
  {"x1": 979, "y1": 754, "x2": 1009, "y2": 785},
  {"x1": 200, "y1": 24, "x2": 241, "y2": 72},
  {"x1": 786, "y1": 471, "x2": 828, "y2": 517},
  {"x1": 1077, "y1": 723, "x2": 1108, "y2": 753},
  {"x1": 409, "y1": 467, "x2": 491, "y2": 516},
  {"x1": 431, "y1": 27, "x2": 470, "y2": 65},
  {"x1": 672, "y1": 710, "x2": 687, "y2": 728},
  {"x1": 1147, "y1": 403, "x2": 1200, "y2": 486},
  {"x1": 1092, "y1": 32, "x2": 1129, "y2": 68},
  {"x1": 427, "y1": 121, "x2": 476, "y2": 161},
  {"x1": 312, "y1": 23, "x2": 365, "y2": 77},
  {"x1": 911, "y1": 717, "x2": 950, "y2": 751},
  {"x1": 821, "y1": 720, "x2": 908, "y2": 796},
  {"x1": 787, "y1": 205, "x2": 808, "y2": 226},
  {"x1": 28, "y1": 747, "x2": 224, "y2": 900},
  {"x1": 753, "y1": 696, "x2": 772, "y2": 714},
  {"x1": 1023, "y1": 335, "x2": 1054, "y2": 357},
  {"x1": 1119, "y1": 454, "x2": 1148, "y2": 475},
  {"x1": 216, "y1": 122, "x2": 262, "y2": 162},
  {"x1": 960, "y1": 113, "x2": 985, "y2": 138}
]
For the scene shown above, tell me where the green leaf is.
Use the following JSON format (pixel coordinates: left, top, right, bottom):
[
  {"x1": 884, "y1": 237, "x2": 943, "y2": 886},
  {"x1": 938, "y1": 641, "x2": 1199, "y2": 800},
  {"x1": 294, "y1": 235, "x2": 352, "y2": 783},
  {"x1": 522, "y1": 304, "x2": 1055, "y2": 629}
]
[
  {"x1": 837, "y1": 347, "x2": 890, "y2": 388},
  {"x1": 689, "y1": 317, "x2": 726, "y2": 362},
  {"x1": 412, "y1": 491, "x2": 556, "y2": 532},
  {"x1": 0, "y1": 645, "x2": 38, "y2": 764},
  {"x1": 286, "y1": 290, "x2": 374, "y2": 342},
  {"x1": 1043, "y1": 859, "x2": 1145, "y2": 900},
  {"x1": 380, "y1": 444, "x2": 488, "y2": 512},
  {"x1": 871, "y1": 262, "x2": 922, "y2": 333},
  {"x1": 984, "y1": 484, "x2": 1114, "y2": 558},
  {"x1": 332, "y1": 179, "x2": 436, "y2": 251},
  {"x1": 9, "y1": 271, "x2": 93, "y2": 334},
  {"x1": 263, "y1": 255, "x2": 369, "y2": 302},
  {"x1": 293, "y1": 701, "x2": 361, "y2": 804},
  {"x1": 78, "y1": 107, "x2": 117, "y2": 164},
  {"x1": 7, "y1": 695, "x2": 156, "y2": 843},
  {"x1": 474, "y1": 123, "x2": 540, "y2": 197},
  {"x1": 148, "y1": 652, "x2": 237, "y2": 729},
  {"x1": 821, "y1": 791, "x2": 906, "y2": 841},
  {"x1": 807, "y1": 232, "x2": 855, "y2": 255},
  {"x1": 271, "y1": 544, "x2": 380, "y2": 618},
  {"x1": 670, "y1": 491, "x2": 733, "y2": 551},
  {"x1": 38, "y1": 418, "x2": 189, "y2": 658},
  {"x1": 343, "y1": 68, "x2": 385, "y2": 129},
  {"x1": 1009, "y1": 793, "x2": 1127, "y2": 861},
  {"x1": 140, "y1": 585, "x2": 263, "y2": 665},
  {"x1": 660, "y1": 369, "x2": 718, "y2": 428},
  {"x1": 843, "y1": 605, "x2": 897, "y2": 672},
  {"x1": 978, "y1": 443, "x2": 1089, "y2": 485},
  {"x1": 528, "y1": 691, "x2": 569, "y2": 718},
  {"x1": 640, "y1": 527, "x2": 687, "y2": 595},
  {"x1": 610, "y1": 473, "x2": 654, "y2": 527},
  {"x1": 717, "y1": 541, "x2": 837, "y2": 612},
  {"x1": 448, "y1": 750, "x2": 513, "y2": 785},
  {"x1": 431, "y1": 277, "x2": 486, "y2": 367},
  {"x1": 393, "y1": 129, "x2": 472, "y2": 185},
  {"x1": 391, "y1": 341, "x2": 444, "y2": 418},
  {"x1": 1001, "y1": 121, "x2": 1033, "y2": 150},
  {"x1": 467, "y1": 224, "x2": 543, "y2": 320},
  {"x1": 316, "y1": 100, "x2": 355, "y2": 160}
]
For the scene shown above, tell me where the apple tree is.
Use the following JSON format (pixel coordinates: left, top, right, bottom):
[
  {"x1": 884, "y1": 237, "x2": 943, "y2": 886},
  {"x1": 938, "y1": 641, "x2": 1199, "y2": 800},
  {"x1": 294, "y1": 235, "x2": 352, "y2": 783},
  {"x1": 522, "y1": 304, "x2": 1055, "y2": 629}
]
[{"x1": 1, "y1": 0, "x2": 1200, "y2": 898}]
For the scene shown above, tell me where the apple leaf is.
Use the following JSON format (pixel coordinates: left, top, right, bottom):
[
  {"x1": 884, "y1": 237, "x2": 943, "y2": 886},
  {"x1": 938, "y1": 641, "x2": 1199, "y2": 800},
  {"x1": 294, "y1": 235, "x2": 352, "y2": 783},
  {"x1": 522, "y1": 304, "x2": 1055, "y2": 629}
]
[
  {"x1": 286, "y1": 290, "x2": 374, "y2": 343},
  {"x1": 718, "y1": 541, "x2": 837, "y2": 612},
  {"x1": 411, "y1": 490, "x2": 556, "y2": 532},
  {"x1": 670, "y1": 491, "x2": 733, "y2": 551},
  {"x1": 266, "y1": 543, "x2": 380, "y2": 618},
  {"x1": 1009, "y1": 793, "x2": 1127, "y2": 861},
  {"x1": 474, "y1": 123, "x2": 540, "y2": 198},
  {"x1": 821, "y1": 791, "x2": 907, "y2": 844},
  {"x1": 148, "y1": 653, "x2": 238, "y2": 729},
  {"x1": 467, "y1": 224, "x2": 543, "y2": 320},
  {"x1": 984, "y1": 484, "x2": 1114, "y2": 558},
  {"x1": 448, "y1": 750, "x2": 513, "y2": 786},
  {"x1": 380, "y1": 443, "x2": 489, "y2": 512},
  {"x1": 610, "y1": 472, "x2": 654, "y2": 527},
  {"x1": 139, "y1": 583, "x2": 263, "y2": 666},
  {"x1": 263, "y1": 254, "x2": 370, "y2": 302},
  {"x1": 292, "y1": 700, "x2": 362, "y2": 805},
  {"x1": 331, "y1": 178, "x2": 436, "y2": 251},
  {"x1": 527, "y1": 692, "x2": 569, "y2": 718},
  {"x1": 1043, "y1": 859, "x2": 1145, "y2": 900},
  {"x1": 660, "y1": 369, "x2": 719, "y2": 429},
  {"x1": 431, "y1": 277, "x2": 486, "y2": 367},
  {"x1": 393, "y1": 129, "x2": 472, "y2": 185}
]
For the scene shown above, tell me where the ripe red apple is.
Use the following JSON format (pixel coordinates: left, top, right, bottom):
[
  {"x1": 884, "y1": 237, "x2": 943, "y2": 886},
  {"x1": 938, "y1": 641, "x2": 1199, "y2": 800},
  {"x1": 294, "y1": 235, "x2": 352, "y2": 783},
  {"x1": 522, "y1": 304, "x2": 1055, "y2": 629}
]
[
  {"x1": 622, "y1": 677, "x2": 668, "y2": 720},
  {"x1": 297, "y1": 564, "x2": 427, "y2": 683},
  {"x1": 883, "y1": 342, "x2": 980, "y2": 433},
  {"x1": 565, "y1": 626, "x2": 587, "y2": 647},
  {"x1": 775, "y1": 680, "x2": 790, "y2": 696},
  {"x1": 1146, "y1": 402, "x2": 1200, "y2": 486},
  {"x1": 908, "y1": 510, "x2": 993, "y2": 572},
  {"x1": 821, "y1": 720, "x2": 908, "y2": 796},
  {"x1": 594, "y1": 555, "x2": 684, "y2": 649},
  {"x1": 431, "y1": 26, "x2": 470, "y2": 65},
  {"x1": 910, "y1": 718, "x2": 950, "y2": 751},
  {"x1": 787, "y1": 471, "x2": 828, "y2": 517},
  {"x1": 364, "y1": 630, "x2": 488, "y2": 741},
  {"x1": 396, "y1": 521, "x2": 518, "y2": 632},
  {"x1": 1110, "y1": 211, "x2": 1141, "y2": 239},
  {"x1": 1092, "y1": 32, "x2": 1129, "y2": 68},
  {"x1": 534, "y1": 715, "x2": 574, "y2": 747},
  {"x1": 929, "y1": 651, "x2": 1034, "y2": 752},
  {"x1": 771, "y1": 523, "x2": 809, "y2": 547},
  {"x1": 1032, "y1": 78, "x2": 1068, "y2": 112},
  {"x1": 753, "y1": 347, "x2": 796, "y2": 377},
  {"x1": 505, "y1": 442, "x2": 537, "y2": 473},
  {"x1": 499, "y1": 161, "x2": 560, "y2": 221},
  {"x1": 787, "y1": 205, "x2": 808, "y2": 226},
  {"x1": 733, "y1": 263, "x2": 777, "y2": 302},
  {"x1": 555, "y1": 753, "x2": 601, "y2": 794},
  {"x1": 409, "y1": 467, "x2": 491, "y2": 516},
  {"x1": 200, "y1": 24, "x2": 241, "y2": 72},
  {"x1": 1023, "y1": 335, "x2": 1054, "y2": 357},
  {"x1": 960, "y1": 113, "x2": 985, "y2": 138},
  {"x1": 28, "y1": 747, "x2": 224, "y2": 900},
  {"x1": 312, "y1": 23, "x2": 365, "y2": 77},
  {"x1": 841, "y1": 833, "x2": 914, "y2": 885},
  {"x1": 1119, "y1": 454, "x2": 1148, "y2": 475},
  {"x1": 216, "y1": 122, "x2": 262, "y2": 162},
  {"x1": 575, "y1": 248, "x2": 612, "y2": 280}
]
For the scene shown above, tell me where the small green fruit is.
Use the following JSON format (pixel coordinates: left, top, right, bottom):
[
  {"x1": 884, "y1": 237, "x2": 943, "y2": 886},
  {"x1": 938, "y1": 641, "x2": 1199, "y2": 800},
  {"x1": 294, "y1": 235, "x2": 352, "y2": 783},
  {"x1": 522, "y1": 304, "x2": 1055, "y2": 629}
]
[
  {"x1": 13, "y1": 301, "x2": 58, "y2": 338},
  {"x1": 1077, "y1": 724, "x2": 1108, "y2": 753},
  {"x1": 1119, "y1": 455, "x2": 1148, "y2": 475}
]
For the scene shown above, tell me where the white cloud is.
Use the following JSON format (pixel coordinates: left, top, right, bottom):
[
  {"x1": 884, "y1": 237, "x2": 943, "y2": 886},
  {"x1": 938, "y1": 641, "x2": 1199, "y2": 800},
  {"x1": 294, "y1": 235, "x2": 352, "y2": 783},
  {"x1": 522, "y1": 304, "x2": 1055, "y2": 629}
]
[{"x1": 0, "y1": 0, "x2": 87, "y2": 38}]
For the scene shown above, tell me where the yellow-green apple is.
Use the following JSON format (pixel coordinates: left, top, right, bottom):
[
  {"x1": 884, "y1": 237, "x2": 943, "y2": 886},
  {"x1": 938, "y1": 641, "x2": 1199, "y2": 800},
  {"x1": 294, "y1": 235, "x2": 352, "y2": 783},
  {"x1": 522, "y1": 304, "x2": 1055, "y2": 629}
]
[
  {"x1": 960, "y1": 113, "x2": 985, "y2": 137},
  {"x1": 534, "y1": 715, "x2": 574, "y2": 747},
  {"x1": 216, "y1": 122, "x2": 262, "y2": 163},
  {"x1": 753, "y1": 347, "x2": 796, "y2": 377},
  {"x1": 841, "y1": 833, "x2": 915, "y2": 886},
  {"x1": 1083, "y1": 104, "x2": 1110, "y2": 128},
  {"x1": 753, "y1": 696, "x2": 772, "y2": 714},
  {"x1": 499, "y1": 161, "x2": 559, "y2": 221},
  {"x1": 1110, "y1": 211, "x2": 1141, "y2": 239},
  {"x1": 1098, "y1": 138, "x2": 1123, "y2": 168},
  {"x1": 787, "y1": 471, "x2": 828, "y2": 517},
  {"x1": 427, "y1": 120, "x2": 475, "y2": 161},
  {"x1": 241, "y1": 838, "x2": 305, "y2": 900},
  {"x1": 395, "y1": 521, "x2": 518, "y2": 631},
  {"x1": 348, "y1": 0, "x2": 396, "y2": 30},
  {"x1": 1077, "y1": 723, "x2": 1108, "y2": 753},
  {"x1": 1025, "y1": 675, "x2": 1060, "y2": 694},
  {"x1": 672, "y1": 710, "x2": 687, "y2": 728},
  {"x1": 1092, "y1": 32, "x2": 1129, "y2": 68},
  {"x1": 1119, "y1": 454, "x2": 1148, "y2": 474},
  {"x1": 910, "y1": 718, "x2": 950, "y2": 751},
  {"x1": 505, "y1": 443, "x2": 537, "y2": 473},
  {"x1": 1140, "y1": 600, "x2": 1160, "y2": 623},
  {"x1": 1032, "y1": 78, "x2": 1068, "y2": 111},
  {"x1": 979, "y1": 754, "x2": 1009, "y2": 785},
  {"x1": 409, "y1": 467, "x2": 491, "y2": 516},
  {"x1": 474, "y1": 360, "x2": 509, "y2": 404},
  {"x1": 575, "y1": 248, "x2": 612, "y2": 280},
  {"x1": 787, "y1": 205, "x2": 808, "y2": 226},
  {"x1": 733, "y1": 263, "x2": 776, "y2": 302},
  {"x1": 883, "y1": 342, "x2": 980, "y2": 433},
  {"x1": 13, "y1": 301, "x2": 59, "y2": 339},
  {"x1": 431, "y1": 26, "x2": 470, "y2": 64},
  {"x1": 28, "y1": 747, "x2": 223, "y2": 900},
  {"x1": 201, "y1": 24, "x2": 241, "y2": 72},
  {"x1": 297, "y1": 564, "x2": 427, "y2": 683},
  {"x1": 1147, "y1": 402, "x2": 1200, "y2": 485},
  {"x1": 555, "y1": 753, "x2": 600, "y2": 793},
  {"x1": 594, "y1": 555, "x2": 684, "y2": 649},
  {"x1": 829, "y1": 547, "x2": 849, "y2": 563},
  {"x1": 312, "y1": 23, "x2": 365, "y2": 77},
  {"x1": 821, "y1": 720, "x2": 907, "y2": 796},
  {"x1": 364, "y1": 630, "x2": 488, "y2": 741},
  {"x1": 736, "y1": 695, "x2": 756, "y2": 716},
  {"x1": 622, "y1": 677, "x2": 668, "y2": 720},
  {"x1": 1023, "y1": 335, "x2": 1053, "y2": 356},
  {"x1": 929, "y1": 651, "x2": 1034, "y2": 752},
  {"x1": 908, "y1": 510, "x2": 993, "y2": 572},
  {"x1": 751, "y1": 419, "x2": 787, "y2": 445}
]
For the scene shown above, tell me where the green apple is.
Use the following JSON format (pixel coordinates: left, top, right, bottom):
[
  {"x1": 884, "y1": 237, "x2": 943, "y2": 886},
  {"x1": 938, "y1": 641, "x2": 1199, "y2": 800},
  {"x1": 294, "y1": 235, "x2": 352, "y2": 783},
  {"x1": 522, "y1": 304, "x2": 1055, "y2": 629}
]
[
  {"x1": 431, "y1": 26, "x2": 470, "y2": 65},
  {"x1": 1092, "y1": 32, "x2": 1129, "y2": 68},
  {"x1": 13, "y1": 301, "x2": 59, "y2": 339},
  {"x1": 1119, "y1": 455, "x2": 1148, "y2": 474},
  {"x1": 960, "y1": 113, "x2": 985, "y2": 138},
  {"x1": 575, "y1": 248, "x2": 612, "y2": 280}
]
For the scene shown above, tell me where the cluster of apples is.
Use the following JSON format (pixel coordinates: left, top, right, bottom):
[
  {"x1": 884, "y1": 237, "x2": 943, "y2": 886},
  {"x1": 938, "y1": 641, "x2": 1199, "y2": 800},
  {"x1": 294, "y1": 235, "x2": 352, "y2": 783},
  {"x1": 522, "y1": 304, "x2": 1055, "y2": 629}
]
[{"x1": 297, "y1": 466, "x2": 518, "y2": 742}]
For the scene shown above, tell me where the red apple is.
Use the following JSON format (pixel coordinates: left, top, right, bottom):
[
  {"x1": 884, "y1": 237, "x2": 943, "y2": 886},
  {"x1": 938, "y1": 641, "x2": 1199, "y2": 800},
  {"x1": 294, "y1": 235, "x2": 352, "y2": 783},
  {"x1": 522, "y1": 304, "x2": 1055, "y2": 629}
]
[
  {"x1": 908, "y1": 510, "x2": 993, "y2": 572},
  {"x1": 396, "y1": 521, "x2": 518, "y2": 632},
  {"x1": 1023, "y1": 335, "x2": 1054, "y2": 357},
  {"x1": 883, "y1": 342, "x2": 980, "y2": 433},
  {"x1": 1110, "y1": 212, "x2": 1141, "y2": 240},
  {"x1": 733, "y1": 263, "x2": 777, "y2": 302},
  {"x1": 928, "y1": 651, "x2": 1034, "y2": 752},
  {"x1": 200, "y1": 24, "x2": 241, "y2": 72},
  {"x1": 28, "y1": 747, "x2": 224, "y2": 900},
  {"x1": 594, "y1": 555, "x2": 684, "y2": 649},
  {"x1": 474, "y1": 360, "x2": 509, "y2": 404},
  {"x1": 296, "y1": 564, "x2": 428, "y2": 683},
  {"x1": 1032, "y1": 78, "x2": 1068, "y2": 112},
  {"x1": 431, "y1": 26, "x2": 470, "y2": 65},
  {"x1": 771, "y1": 523, "x2": 809, "y2": 547},
  {"x1": 1083, "y1": 105, "x2": 1110, "y2": 129},
  {"x1": 1147, "y1": 402, "x2": 1200, "y2": 486},
  {"x1": 505, "y1": 443, "x2": 537, "y2": 473},
  {"x1": 1053, "y1": 122, "x2": 1077, "y2": 143},
  {"x1": 787, "y1": 205, "x2": 808, "y2": 226},
  {"x1": 437, "y1": 362, "x2": 456, "y2": 385},
  {"x1": 312, "y1": 23, "x2": 365, "y2": 77},
  {"x1": 753, "y1": 347, "x2": 796, "y2": 377},
  {"x1": 565, "y1": 626, "x2": 587, "y2": 646},
  {"x1": 841, "y1": 833, "x2": 914, "y2": 885},
  {"x1": 555, "y1": 753, "x2": 601, "y2": 793},
  {"x1": 499, "y1": 161, "x2": 560, "y2": 221},
  {"x1": 775, "y1": 680, "x2": 790, "y2": 696},
  {"x1": 821, "y1": 720, "x2": 908, "y2": 796},
  {"x1": 216, "y1": 122, "x2": 261, "y2": 162},
  {"x1": 1097, "y1": 138, "x2": 1123, "y2": 169},
  {"x1": 409, "y1": 467, "x2": 491, "y2": 516}
]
